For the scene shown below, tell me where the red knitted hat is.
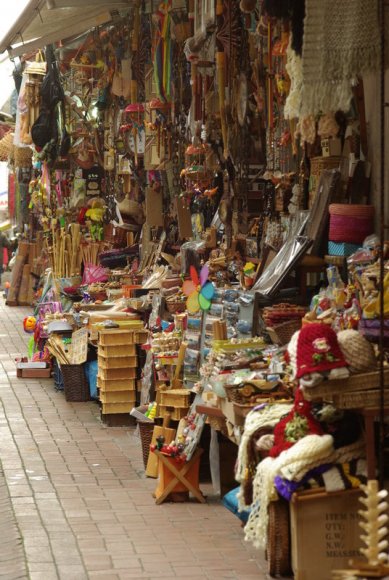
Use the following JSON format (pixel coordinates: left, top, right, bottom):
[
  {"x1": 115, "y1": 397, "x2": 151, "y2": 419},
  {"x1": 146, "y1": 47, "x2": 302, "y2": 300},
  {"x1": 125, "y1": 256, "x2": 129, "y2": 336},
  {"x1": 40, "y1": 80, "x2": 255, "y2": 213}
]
[
  {"x1": 269, "y1": 388, "x2": 324, "y2": 458},
  {"x1": 295, "y1": 323, "x2": 347, "y2": 379}
]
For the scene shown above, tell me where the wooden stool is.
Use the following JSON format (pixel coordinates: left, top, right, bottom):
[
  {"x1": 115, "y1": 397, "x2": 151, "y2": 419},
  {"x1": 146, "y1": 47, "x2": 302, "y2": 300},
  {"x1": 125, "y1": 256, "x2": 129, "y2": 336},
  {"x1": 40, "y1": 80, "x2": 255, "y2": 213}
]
[{"x1": 154, "y1": 448, "x2": 206, "y2": 504}]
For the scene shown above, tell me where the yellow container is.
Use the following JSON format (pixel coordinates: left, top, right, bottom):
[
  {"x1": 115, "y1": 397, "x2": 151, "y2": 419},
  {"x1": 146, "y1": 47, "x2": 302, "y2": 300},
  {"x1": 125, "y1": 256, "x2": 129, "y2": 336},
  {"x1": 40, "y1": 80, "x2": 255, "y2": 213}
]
[
  {"x1": 98, "y1": 367, "x2": 137, "y2": 380},
  {"x1": 98, "y1": 329, "x2": 136, "y2": 346},
  {"x1": 101, "y1": 402, "x2": 136, "y2": 414},
  {"x1": 160, "y1": 388, "x2": 190, "y2": 408},
  {"x1": 97, "y1": 377, "x2": 136, "y2": 391},
  {"x1": 100, "y1": 391, "x2": 136, "y2": 403},
  {"x1": 98, "y1": 355, "x2": 137, "y2": 369},
  {"x1": 98, "y1": 344, "x2": 136, "y2": 357}
]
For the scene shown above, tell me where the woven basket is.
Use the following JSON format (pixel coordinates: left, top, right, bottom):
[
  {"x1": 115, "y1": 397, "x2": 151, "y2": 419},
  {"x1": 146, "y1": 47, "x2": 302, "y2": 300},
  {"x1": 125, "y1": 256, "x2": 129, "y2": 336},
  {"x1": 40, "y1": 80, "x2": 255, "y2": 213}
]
[
  {"x1": 0, "y1": 132, "x2": 14, "y2": 161},
  {"x1": 267, "y1": 319, "x2": 302, "y2": 346},
  {"x1": 333, "y1": 389, "x2": 389, "y2": 409},
  {"x1": 14, "y1": 146, "x2": 33, "y2": 168},
  {"x1": 302, "y1": 368, "x2": 387, "y2": 402},
  {"x1": 329, "y1": 204, "x2": 375, "y2": 218},
  {"x1": 138, "y1": 421, "x2": 154, "y2": 469},
  {"x1": 61, "y1": 364, "x2": 90, "y2": 402}
]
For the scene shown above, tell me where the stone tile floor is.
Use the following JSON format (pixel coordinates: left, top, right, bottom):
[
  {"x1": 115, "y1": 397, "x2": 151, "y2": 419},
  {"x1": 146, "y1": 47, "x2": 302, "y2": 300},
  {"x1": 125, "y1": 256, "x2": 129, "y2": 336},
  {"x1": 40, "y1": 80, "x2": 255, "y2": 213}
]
[{"x1": 0, "y1": 299, "x2": 270, "y2": 579}]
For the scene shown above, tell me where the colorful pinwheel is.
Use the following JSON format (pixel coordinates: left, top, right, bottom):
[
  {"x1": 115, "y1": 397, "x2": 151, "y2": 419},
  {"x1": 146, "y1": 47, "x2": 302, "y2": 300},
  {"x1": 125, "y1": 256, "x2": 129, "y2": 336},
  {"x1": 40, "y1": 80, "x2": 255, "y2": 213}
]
[{"x1": 182, "y1": 265, "x2": 215, "y2": 313}]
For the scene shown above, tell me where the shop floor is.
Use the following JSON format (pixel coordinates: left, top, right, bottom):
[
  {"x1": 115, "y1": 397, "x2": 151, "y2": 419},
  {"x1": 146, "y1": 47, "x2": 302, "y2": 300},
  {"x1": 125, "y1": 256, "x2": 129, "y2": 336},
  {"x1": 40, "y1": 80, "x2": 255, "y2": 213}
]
[{"x1": 0, "y1": 297, "x2": 274, "y2": 580}]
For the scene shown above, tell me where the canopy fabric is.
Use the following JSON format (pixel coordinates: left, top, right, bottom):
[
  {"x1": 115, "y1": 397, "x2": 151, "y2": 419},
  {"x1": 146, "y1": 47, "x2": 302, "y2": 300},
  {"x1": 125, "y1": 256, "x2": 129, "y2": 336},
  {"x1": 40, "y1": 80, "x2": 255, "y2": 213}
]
[{"x1": 0, "y1": 0, "x2": 132, "y2": 57}]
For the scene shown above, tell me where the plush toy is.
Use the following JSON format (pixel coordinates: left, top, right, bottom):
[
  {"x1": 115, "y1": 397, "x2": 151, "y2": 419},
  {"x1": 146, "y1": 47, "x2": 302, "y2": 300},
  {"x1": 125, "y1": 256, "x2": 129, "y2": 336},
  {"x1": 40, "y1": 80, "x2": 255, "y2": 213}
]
[{"x1": 288, "y1": 323, "x2": 349, "y2": 388}]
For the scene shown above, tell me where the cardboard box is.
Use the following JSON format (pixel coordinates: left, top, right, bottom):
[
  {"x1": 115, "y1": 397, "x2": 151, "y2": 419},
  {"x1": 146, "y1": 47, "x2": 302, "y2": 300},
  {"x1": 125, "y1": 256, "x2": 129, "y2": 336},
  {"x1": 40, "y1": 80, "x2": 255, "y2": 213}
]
[
  {"x1": 16, "y1": 363, "x2": 52, "y2": 379},
  {"x1": 290, "y1": 488, "x2": 363, "y2": 580}
]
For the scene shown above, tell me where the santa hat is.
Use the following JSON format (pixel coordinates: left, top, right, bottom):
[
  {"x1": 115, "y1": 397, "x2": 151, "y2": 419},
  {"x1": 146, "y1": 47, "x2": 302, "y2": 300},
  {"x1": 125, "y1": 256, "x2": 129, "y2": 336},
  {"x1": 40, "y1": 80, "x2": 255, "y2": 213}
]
[{"x1": 288, "y1": 323, "x2": 347, "y2": 380}]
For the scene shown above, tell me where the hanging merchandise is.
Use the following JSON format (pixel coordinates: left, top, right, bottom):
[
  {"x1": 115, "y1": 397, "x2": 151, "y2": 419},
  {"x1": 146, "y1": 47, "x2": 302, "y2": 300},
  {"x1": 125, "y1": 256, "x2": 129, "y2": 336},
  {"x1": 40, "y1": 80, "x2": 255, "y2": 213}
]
[{"x1": 152, "y1": 0, "x2": 173, "y2": 102}]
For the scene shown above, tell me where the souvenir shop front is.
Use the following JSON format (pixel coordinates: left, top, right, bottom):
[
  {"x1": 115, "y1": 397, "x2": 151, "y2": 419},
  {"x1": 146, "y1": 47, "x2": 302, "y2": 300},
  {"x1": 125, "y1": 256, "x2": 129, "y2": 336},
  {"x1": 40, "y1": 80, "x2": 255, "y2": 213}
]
[{"x1": 1, "y1": 1, "x2": 389, "y2": 578}]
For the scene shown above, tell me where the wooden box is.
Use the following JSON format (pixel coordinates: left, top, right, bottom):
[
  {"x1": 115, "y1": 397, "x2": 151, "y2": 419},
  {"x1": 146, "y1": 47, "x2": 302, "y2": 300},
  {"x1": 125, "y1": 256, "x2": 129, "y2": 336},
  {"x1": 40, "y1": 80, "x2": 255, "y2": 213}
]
[
  {"x1": 97, "y1": 377, "x2": 136, "y2": 391},
  {"x1": 98, "y1": 367, "x2": 137, "y2": 380},
  {"x1": 100, "y1": 390, "x2": 136, "y2": 404},
  {"x1": 16, "y1": 363, "x2": 51, "y2": 378},
  {"x1": 98, "y1": 344, "x2": 136, "y2": 357},
  {"x1": 160, "y1": 388, "x2": 190, "y2": 408},
  {"x1": 98, "y1": 330, "x2": 136, "y2": 346},
  {"x1": 290, "y1": 489, "x2": 363, "y2": 580},
  {"x1": 98, "y1": 355, "x2": 137, "y2": 369},
  {"x1": 102, "y1": 402, "x2": 136, "y2": 414},
  {"x1": 135, "y1": 330, "x2": 149, "y2": 344},
  {"x1": 158, "y1": 405, "x2": 188, "y2": 421}
]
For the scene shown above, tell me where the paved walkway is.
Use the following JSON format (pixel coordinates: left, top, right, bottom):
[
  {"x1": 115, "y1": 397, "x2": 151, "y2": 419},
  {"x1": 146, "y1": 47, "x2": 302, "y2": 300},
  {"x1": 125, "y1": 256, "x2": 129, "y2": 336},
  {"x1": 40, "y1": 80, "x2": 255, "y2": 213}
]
[{"x1": 0, "y1": 299, "x2": 267, "y2": 579}]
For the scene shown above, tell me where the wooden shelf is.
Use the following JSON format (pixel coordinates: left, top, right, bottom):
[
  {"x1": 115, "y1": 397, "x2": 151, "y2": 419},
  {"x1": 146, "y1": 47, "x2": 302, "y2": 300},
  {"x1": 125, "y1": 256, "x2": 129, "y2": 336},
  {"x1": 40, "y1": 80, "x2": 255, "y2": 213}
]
[{"x1": 196, "y1": 404, "x2": 224, "y2": 418}]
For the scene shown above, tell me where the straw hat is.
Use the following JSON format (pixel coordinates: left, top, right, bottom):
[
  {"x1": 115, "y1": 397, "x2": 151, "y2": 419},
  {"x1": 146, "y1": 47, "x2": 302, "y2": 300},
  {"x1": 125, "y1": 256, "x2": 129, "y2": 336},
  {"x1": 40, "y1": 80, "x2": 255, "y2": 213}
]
[
  {"x1": 0, "y1": 132, "x2": 14, "y2": 162},
  {"x1": 337, "y1": 329, "x2": 376, "y2": 373}
]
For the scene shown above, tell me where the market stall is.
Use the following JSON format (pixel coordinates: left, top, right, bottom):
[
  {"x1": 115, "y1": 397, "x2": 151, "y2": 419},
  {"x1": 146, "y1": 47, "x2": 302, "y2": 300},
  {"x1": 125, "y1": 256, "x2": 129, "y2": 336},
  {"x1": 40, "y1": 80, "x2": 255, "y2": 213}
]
[{"x1": 1, "y1": 0, "x2": 389, "y2": 578}]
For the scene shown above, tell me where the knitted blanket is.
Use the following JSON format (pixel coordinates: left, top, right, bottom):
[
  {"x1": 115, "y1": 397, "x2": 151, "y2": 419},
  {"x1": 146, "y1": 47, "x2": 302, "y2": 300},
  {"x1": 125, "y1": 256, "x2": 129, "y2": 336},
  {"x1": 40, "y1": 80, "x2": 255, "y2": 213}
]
[
  {"x1": 244, "y1": 434, "x2": 365, "y2": 549},
  {"x1": 235, "y1": 403, "x2": 293, "y2": 510},
  {"x1": 301, "y1": 0, "x2": 380, "y2": 116}
]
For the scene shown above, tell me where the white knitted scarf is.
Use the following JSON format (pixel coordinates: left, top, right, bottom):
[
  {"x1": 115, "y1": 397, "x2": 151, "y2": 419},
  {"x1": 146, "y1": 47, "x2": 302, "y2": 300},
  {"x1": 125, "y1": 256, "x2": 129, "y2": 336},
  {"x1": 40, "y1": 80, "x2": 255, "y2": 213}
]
[
  {"x1": 300, "y1": 0, "x2": 380, "y2": 116},
  {"x1": 244, "y1": 434, "x2": 365, "y2": 549},
  {"x1": 236, "y1": 403, "x2": 293, "y2": 510}
]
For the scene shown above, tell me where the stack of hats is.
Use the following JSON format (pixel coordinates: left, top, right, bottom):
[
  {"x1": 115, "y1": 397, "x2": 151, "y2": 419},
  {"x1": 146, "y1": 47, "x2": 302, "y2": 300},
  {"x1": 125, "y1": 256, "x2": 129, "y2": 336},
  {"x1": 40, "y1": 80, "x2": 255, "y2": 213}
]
[{"x1": 328, "y1": 204, "x2": 375, "y2": 256}]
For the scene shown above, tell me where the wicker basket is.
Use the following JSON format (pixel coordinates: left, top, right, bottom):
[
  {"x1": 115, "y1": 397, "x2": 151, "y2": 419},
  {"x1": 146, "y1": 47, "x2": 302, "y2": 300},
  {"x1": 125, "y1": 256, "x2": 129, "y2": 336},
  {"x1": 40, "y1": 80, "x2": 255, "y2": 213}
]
[
  {"x1": 138, "y1": 421, "x2": 155, "y2": 469},
  {"x1": 302, "y1": 368, "x2": 386, "y2": 402},
  {"x1": 61, "y1": 364, "x2": 90, "y2": 402},
  {"x1": 267, "y1": 319, "x2": 302, "y2": 346},
  {"x1": 14, "y1": 146, "x2": 33, "y2": 168},
  {"x1": 333, "y1": 389, "x2": 389, "y2": 409}
]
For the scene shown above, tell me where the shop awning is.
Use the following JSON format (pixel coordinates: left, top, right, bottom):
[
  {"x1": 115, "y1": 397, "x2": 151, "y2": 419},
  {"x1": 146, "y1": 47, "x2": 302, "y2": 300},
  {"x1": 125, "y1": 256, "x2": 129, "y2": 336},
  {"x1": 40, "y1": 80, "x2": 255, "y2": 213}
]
[{"x1": 0, "y1": 0, "x2": 132, "y2": 58}]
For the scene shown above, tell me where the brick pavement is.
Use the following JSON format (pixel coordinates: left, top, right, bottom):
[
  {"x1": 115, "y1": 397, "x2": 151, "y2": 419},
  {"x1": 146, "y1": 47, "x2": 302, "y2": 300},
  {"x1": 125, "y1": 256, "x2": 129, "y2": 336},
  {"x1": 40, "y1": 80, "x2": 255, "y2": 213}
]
[{"x1": 0, "y1": 299, "x2": 269, "y2": 579}]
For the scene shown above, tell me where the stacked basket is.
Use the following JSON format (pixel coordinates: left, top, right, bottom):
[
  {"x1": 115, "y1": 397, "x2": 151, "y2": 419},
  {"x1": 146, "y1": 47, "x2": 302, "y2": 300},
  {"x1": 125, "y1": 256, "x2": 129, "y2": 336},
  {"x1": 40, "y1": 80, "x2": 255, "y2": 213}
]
[{"x1": 328, "y1": 204, "x2": 374, "y2": 256}]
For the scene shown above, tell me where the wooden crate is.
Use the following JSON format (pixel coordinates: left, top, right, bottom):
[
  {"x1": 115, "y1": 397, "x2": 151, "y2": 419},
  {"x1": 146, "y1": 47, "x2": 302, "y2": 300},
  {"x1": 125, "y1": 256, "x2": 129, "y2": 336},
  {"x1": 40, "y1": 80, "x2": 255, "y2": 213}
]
[
  {"x1": 97, "y1": 377, "x2": 136, "y2": 391},
  {"x1": 160, "y1": 389, "x2": 190, "y2": 408},
  {"x1": 98, "y1": 330, "x2": 136, "y2": 346},
  {"x1": 158, "y1": 405, "x2": 188, "y2": 421},
  {"x1": 98, "y1": 355, "x2": 137, "y2": 369},
  {"x1": 98, "y1": 367, "x2": 137, "y2": 380},
  {"x1": 98, "y1": 344, "x2": 136, "y2": 357},
  {"x1": 135, "y1": 330, "x2": 149, "y2": 344},
  {"x1": 100, "y1": 390, "x2": 136, "y2": 404},
  {"x1": 102, "y1": 402, "x2": 136, "y2": 414}
]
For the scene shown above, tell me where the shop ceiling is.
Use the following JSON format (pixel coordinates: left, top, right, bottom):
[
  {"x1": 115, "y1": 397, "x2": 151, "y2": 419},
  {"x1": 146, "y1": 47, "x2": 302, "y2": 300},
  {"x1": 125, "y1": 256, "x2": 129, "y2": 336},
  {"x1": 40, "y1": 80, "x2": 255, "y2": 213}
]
[{"x1": 0, "y1": 0, "x2": 133, "y2": 58}]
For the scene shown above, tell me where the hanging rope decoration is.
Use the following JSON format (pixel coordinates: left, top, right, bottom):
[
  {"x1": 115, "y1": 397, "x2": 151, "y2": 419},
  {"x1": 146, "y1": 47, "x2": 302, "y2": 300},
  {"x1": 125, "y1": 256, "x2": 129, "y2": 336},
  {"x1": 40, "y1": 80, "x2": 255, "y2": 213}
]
[{"x1": 153, "y1": 0, "x2": 173, "y2": 102}]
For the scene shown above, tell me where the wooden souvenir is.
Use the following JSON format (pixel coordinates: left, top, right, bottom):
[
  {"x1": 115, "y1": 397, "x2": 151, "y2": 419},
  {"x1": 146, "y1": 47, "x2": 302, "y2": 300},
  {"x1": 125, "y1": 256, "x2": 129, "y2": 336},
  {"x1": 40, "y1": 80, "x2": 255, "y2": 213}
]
[
  {"x1": 145, "y1": 187, "x2": 164, "y2": 227},
  {"x1": 154, "y1": 448, "x2": 205, "y2": 504},
  {"x1": 176, "y1": 197, "x2": 193, "y2": 239},
  {"x1": 146, "y1": 414, "x2": 176, "y2": 478}
]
